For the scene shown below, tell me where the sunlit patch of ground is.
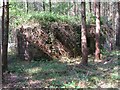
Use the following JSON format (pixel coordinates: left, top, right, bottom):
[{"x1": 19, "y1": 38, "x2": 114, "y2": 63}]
[{"x1": 3, "y1": 50, "x2": 119, "y2": 88}]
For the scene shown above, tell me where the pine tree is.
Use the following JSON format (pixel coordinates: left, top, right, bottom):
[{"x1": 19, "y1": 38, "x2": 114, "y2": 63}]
[{"x1": 81, "y1": 2, "x2": 88, "y2": 65}]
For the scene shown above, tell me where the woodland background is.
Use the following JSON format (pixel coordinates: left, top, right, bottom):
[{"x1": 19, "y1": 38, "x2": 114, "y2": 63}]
[{"x1": 0, "y1": 0, "x2": 119, "y2": 88}]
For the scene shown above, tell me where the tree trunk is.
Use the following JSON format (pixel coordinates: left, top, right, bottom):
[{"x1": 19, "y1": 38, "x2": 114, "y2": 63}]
[
  {"x1": 0, "y1": 0, "x2": 3, "y2": 88},
  {"x1": 67, "y1": 2, "x2": 70, "y2": 16},
  {"x1": 49, "y1": 0, "x2": 51, "y2": 12},
  {"x1": 81, "y1": 2, "x2": 88, "y2": 66},
  {"x1": 2, "y1": 0, "x2": 9, "y2": 72},
  {"x1": 26, "y1": 0, "x2": 28, "y2": 13},
  {"x1": 2, "y1": 0, "x2": 5, "y2": 72},
  {"x1": 89, "y1": 2, "x2": 92, "y2": 13},
  {"x1": 95, "y1": 2, "x2": 101, "y2": 60},
  {"x1": 73, "y1": 1, "x2": 77, "y2": 16},
  {"x1": 116, "y1": 1, "x2": 120, "y2": 49},
  {"x1": 103, "y1": 2, "x2": 106, "y2": 16},
  {"x1": 24, "y1": 0, "x2": 28, "y2": 13},
  {"x1": 43, "y1": 1, "x2": 45, "y2": 11},
  {"x1": 73, "y1": 0, "x2": 78, "y2": 16},
  {"x1": 94, "y1": 0, "x2": 96, "y2": 15}
]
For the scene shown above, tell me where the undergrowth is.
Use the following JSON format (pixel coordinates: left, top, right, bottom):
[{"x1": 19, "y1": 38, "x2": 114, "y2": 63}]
[{"x1": 7, "y1": 50, "x2": 119, "y2": 88}]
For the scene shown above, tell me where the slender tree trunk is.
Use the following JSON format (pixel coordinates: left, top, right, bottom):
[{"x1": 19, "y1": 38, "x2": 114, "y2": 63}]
[
  {"x1": 94, "y1": 0, "x2": 96, "y2": 15},
  {"x1": 2, "y1": 0, "x2": 5, "y2": 83},
  {"x1": 26, "y1": 0, "x2": 28, "y2": 13},
  {"x1": 68, "y1": 2, "x2": 70, "y2": 16},
  {"x1": 2, "y1": 0, "x2": 9, "y2": 72},
  {"x1": 73, "y1": 1, "x2": 76, "y2": 16},
  {"x1": 2, "y1": 0, "x2": 5, "y2": 72},
  {"x1": 25, "y1": 0, "x2": 28, "y2": 13},
  {"x1": 49, "y1": 0, "x2": 51, "y2": 12},
  {"x1": 89, "y1": 2, "x2": 92, "y2": 13},
  {"x1": 43, "y1": 1, "x2": 45, "y2": 11},
  {"x1": 116, "y1": 1, "x2": 120, "y2": 49},
  {"x1": 0, "y1": 0, "x2": 3, "y2": 88},
  {"x1": 103, "y1": 2, "x2": 106, "y2": 16},
  {"x1": 105, "y1": 2, "x2": 108, "y2": 17},
  {"x1": 95, "y1": 2, "x2": 101, "y2": 60},
  {"x1": 81, "y1": 2, "x2": 88, "y2": 66}
]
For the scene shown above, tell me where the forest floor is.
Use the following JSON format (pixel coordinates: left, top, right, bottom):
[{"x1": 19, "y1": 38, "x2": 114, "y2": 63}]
[{"x1": 3, "y1": 50, "x2": 120, "y2": 88}]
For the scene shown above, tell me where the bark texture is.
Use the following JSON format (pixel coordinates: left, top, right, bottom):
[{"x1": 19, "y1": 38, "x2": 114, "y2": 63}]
[
  {"x1": 116, "y1": 1, "x2": 120, "y2": 49},
  {"x1": 95, "y1": 2, "x2": 101, "y2": 60},
  {"x1": 2, "y1": 0, "x2": 9, "y2": 72},
  {"x1": 0, "y1": 0, "x2": 3, "y2": 88},
  {"x1": 81, "y1": 2, "x2": 88, "y2": 65}
]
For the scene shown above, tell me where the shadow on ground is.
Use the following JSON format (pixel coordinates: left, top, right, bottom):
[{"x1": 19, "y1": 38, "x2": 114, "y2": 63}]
[{"x1": 3, "y1": 50, "x2": 119, "y2": 88}]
